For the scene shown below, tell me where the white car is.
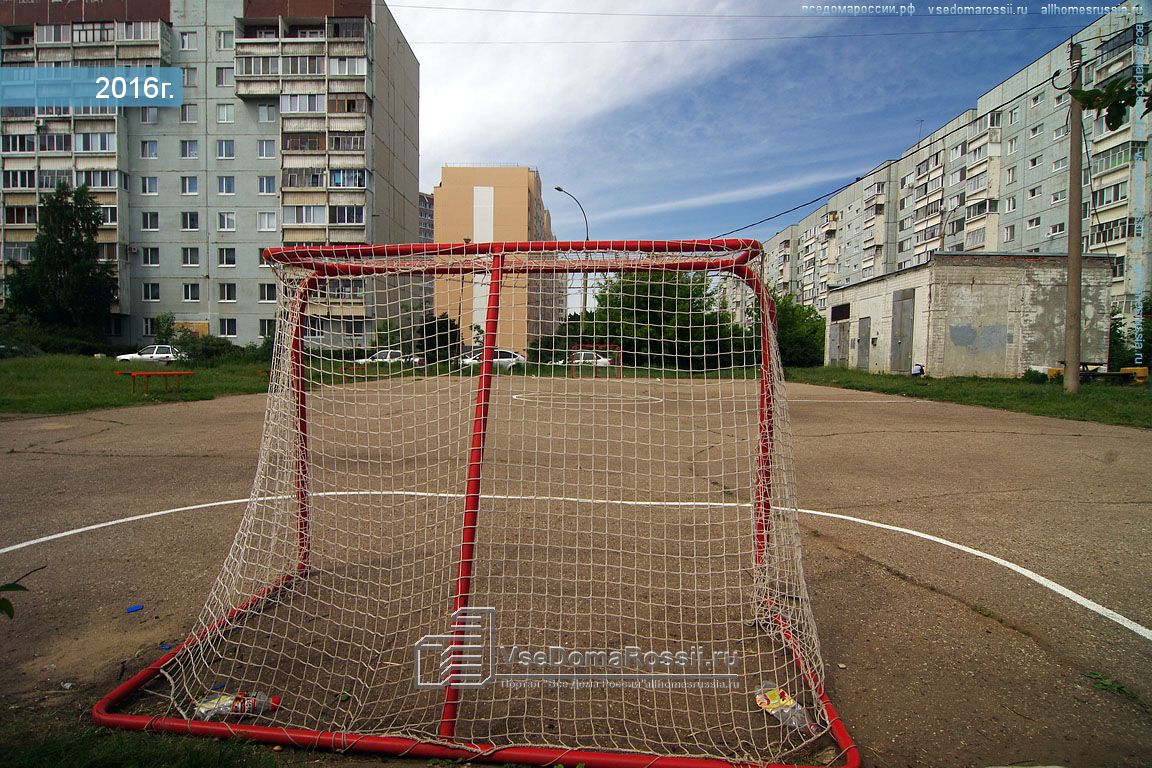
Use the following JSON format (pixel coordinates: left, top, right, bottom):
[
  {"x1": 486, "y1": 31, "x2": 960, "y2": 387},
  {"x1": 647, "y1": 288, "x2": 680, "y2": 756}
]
[
  {"x1": 460, "y1": 348, "x2": 526, "y2": 370},
  {"x1": 564, "y1": 350, "x2": 615, "y2": 367},
  {"x1": 354, "y1": 348, "x2": 424, "y2": 365},
  {"x1": 115, "y1": 345, "x2": 184, "y2": 364}
]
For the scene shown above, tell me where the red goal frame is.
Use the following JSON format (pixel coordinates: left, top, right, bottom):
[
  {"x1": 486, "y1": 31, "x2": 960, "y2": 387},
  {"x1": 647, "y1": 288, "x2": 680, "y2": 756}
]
[{"x1": 93, "y1": 239, "x2": 859, "y2": 768}]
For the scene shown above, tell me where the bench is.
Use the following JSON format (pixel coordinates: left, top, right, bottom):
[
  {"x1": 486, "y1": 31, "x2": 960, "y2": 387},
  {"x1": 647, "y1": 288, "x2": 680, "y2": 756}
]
[{"x1": 115, "y1": 370, "x2": 194, "y2": 395}]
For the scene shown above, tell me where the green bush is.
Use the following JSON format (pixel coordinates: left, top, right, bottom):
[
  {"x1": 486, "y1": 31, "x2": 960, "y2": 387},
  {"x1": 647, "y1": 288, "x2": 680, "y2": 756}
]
[{"x1": 1022, "y1": 368, "x2": 1049, "y2": 384}]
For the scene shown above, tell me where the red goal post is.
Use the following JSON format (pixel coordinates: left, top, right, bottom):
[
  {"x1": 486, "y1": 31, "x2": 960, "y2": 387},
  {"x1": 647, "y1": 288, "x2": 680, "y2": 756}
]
[{"x1": 93, "y1": 239, "x2": 858, "y2": 768}]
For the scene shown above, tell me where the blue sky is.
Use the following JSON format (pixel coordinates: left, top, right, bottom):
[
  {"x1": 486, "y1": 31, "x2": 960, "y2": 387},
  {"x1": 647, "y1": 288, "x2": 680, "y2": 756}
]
[{"x1": 387, "y1": 1, "x2": 1113, "y2": 242}]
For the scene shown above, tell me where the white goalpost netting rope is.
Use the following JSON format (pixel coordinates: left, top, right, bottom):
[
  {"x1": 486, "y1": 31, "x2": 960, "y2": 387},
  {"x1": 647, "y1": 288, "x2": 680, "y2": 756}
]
[{"x1": 140, "y1": 242, "x2": 834, "y2": 765}]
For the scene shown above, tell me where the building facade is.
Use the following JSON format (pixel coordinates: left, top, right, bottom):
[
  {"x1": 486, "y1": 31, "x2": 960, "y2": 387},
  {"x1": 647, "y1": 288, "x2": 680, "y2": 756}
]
[
  {"x1": 431, "y1": 164, "x2": 565, "y2": 354},
  {"x1": 417, "y1": 190, "x2": 433, "y2": 243},
  {"x1": 0, "y1": 0, "x2": 419, "y2": 345},
  {"x1": 765, "y1": 6, "x2": 1148, "y2": 325}
]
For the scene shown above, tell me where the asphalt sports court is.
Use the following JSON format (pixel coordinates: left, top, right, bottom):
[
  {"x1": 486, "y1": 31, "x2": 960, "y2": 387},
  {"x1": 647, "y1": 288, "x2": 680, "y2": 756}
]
[{"x1": 0, "y1": 375, "x2": 1148, "y2": 767}]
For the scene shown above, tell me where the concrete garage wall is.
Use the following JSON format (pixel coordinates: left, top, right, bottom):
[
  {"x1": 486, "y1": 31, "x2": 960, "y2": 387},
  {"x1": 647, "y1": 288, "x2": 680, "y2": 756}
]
[
  {"x1": 827, "y1": 266, "x2": 931, "y2": 374},
  {"x1": 826, "y1": 253, "x2": 1112, "y2": 377},
  {"x1": 928, "y1": 254, "x2": 1111, "y2": 376}
]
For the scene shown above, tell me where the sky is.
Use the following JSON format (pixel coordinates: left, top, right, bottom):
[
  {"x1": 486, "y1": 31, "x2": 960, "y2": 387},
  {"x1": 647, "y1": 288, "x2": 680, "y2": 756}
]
[{"x1": 386, "y1": 1, "x2": 1118, "y2": 242}]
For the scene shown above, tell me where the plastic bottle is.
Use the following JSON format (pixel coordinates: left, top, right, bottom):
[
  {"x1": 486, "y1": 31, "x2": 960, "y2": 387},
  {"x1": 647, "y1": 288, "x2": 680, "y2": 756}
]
[
  {"x1": 194, "y1": 691, "x2": 281, "y2": 719},
  {"x1": 755, "y1": 686, "x2": 817, "y2": 734}
]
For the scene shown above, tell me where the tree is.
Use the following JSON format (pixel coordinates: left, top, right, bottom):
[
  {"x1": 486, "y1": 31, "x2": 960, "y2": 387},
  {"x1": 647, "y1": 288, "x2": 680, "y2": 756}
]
[
  {"x1": 415, "y1": 312, "x2": 461, "y2": 364},
  {"x1": 1071, "y1": 76, "x2": 1150, "y2": 132},
  {"x1": 770, "y1": 290, "x2": 826, "y2": 368},
  {"x1": 154, "y1": 312, "x2": 176, "y2": 345},
  {"x1": 1108, "y1": 298, "x2": 1151, "y2": 371},
  {"x1": 583, "y1": 271, "x2": 758, "y2": 370},
  {"x1": 4, "y1": 183, "x2": 114, "y2": 341}
]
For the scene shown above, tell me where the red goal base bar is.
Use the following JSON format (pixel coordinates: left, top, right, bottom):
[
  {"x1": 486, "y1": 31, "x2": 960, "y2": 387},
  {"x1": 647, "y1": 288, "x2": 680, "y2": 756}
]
[{"x1": 93, "y1": 239, "x2": 859, "y2": 768}]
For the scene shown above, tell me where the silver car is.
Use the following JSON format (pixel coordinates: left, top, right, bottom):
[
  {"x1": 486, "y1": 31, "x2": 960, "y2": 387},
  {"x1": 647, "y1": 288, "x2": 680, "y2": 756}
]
[
  {"x1": 460, "y1": 348, "x2": 526, "y2": 370},
  {"x1": 115, "y1": 345, "x2": 184, "y2": 364}
]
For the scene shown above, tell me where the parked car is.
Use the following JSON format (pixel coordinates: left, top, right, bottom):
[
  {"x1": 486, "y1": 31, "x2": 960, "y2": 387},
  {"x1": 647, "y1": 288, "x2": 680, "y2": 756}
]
[
  {"x1": 561, "y1": 350, "x2": 615, "y2": 367},
  {"x1": 115, "y1": 345, "x2": 185, "y2": 364},
  {"x1": 460, "y1": 348, "x2": 526, "y2": 370},
  {"x1": 354, "y1": 348, "x2": 424, "y2": 365}
]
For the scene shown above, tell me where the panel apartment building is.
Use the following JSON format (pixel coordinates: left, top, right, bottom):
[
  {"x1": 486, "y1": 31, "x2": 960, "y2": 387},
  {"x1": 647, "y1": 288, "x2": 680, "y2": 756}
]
[
  {"x1": 763, "y1": 6, "x2": 1148, "y2": 320},
  {"x1": 0, "y1": 0, "x2": 419, "y2": 346},
  {"x1": 431, "y1": 164, "x2": 566, "y2": 354}
]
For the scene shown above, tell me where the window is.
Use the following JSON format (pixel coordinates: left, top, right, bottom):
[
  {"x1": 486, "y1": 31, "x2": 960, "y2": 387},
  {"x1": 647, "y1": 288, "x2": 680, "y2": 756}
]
[
  {"x1": 1052, "y1": 157, "x2": 1068, "y2": 172},
  {"x1": 1, "y1": 205, "x2": 35, "y2": 225},
  {"x1": 329, "y1": 133, "x2": 364, "y2": 152},
  {"x1": 141, "y1": 247, "x2": 159, "y2": 266},
  {"x1": 217, "y1": 139, "x2": 235, "y2": 159},
  {"x1": 1051, "y1": 189, "x2": 1067, "y2": 204},
  {"x1": 218, "y1": 211, "x2": 236, "y2": 231},
  {"x1": 140, "y1": 106, "x2": 158, "y2": 124},
  {"x1": 1030, "y1": 92, "x2": 1043, "y2": 107},
  {"x1": 183, "y1": 283, "x2": 200, "y2": 302},
  {"x1": 216, "y1": 103, "x2": 234, "y2": 123},
  {"x1": 1091, "y1": 142, "x2": 1136, "y2": 175},
  {"x1": 36, "y1": 24, "x2": 70, "y2": 43},
  {"x1": 100, "y1": 206, "x2": 117, "y2": 225},
  {"x1": 328, "y1": 94, "x2": 367, "y2": 113},
  {"x1": 217, "y1": 175, "x2": 235, "y2": 194},
  {"x1": 259, "y1": 319, "x2": 277, "y2": 337},
  {"x1": 1091, "y1": 180, "x2": 1129, "y2": 210},
  {"x1": 181, "y1": 175, "x2": 198, "y2": 195},
  {"x1": 140, "y1": 140, "x2": 158, "y2": 159},
  {"x1": 217, "y1": 30, "x2": 234, "y2": 49},
  {"x1": 237, "y1": 56, "x2": 279, "y2": 75},
  {"x1": 257, "y1": 211, "x2": 277, "y2": 231},
  {"x1": 258, "y1": 140, "x2": 276, "y2": 158},
  {"x1": 142, "y1": 283, "x2": 160, "y2": 302},
  {"x1": 142, "y1": 317, "x2": 156, "y2": 337},
  {"x1": 259, "y1": 283, "x2": 277, "y2": 302},
  {"x1": 219, "y1": 318, "x2": 237, "y2": 337},
  {"x1": 180, "y1": 31, "x2": 197, "y2": 50},
  {"x1": 258, "y1": 103, "x2": 277, "y2": 122},
  {"x1": 329, "y1": 205, "x2": 365, "y2": 225},
  {"x1": 1028, "y1": 185, "x2": 1041, "y2": 199},
  {"x1": 181, "y1": 211, "x2": 200, "y2": 231},
  {"x1": 181, "y1": 247, "x2": 200, "y2": 267},
  {"x1": 180, "y1": 139, "x2": 199, "y2": 159},
  {"x1": 180, "y1": 103, "x2": 198, "y2": 123},
  {"x1": 283, "y1": 55, "x2": 324, "y2": 75},
  {"x1": 283, "y1": 132, "x2": 323, "y2": 151},
  {"x1": 216, "y1": 67, "x2": 234, "y2": 87},
  {"x1": 1048, "y1": 222, "x2": 1066, "y2": 237},
  {"x1": 76, "y1": 132, "x2": 116, "y2": 153},
  {"x1": 2, "y1": 170, "x2": 35, "y2": 189},
  {"x1": 0, "y1": 135, "x2": 34, "y2": 154},
  {"x1": 1053, "y1": 124, "x2": 1068, "y2": 140},
  {"x1": 141, "y1": 211, "x2": 159, "y2": 230},
  {"x1": 1026, "y1": 216, "x2": 1041, "y2": 229},
  {"x1": 1006, "y1": 165, "x2": 1017, "y2": 184},
  {"x1": 259, "y1": 176, "x2": 276, "y2": 194},
  {"x1": 1007, "y1": 107, "x2": 1020, "y2": 125},
  {"x1": 219, "y1": 283, "x2": 237, "y2": 302},
  {"x1": 183, "y1": 67, "x2": 197, "y2": 87},
  {"x1": 281, "y1": 94, "x2": 323, "y2": 113},
  {"x1": 1002, "y1": 224, "x2": 1016, "y2": 242},
  {"x1": 1004, "y1": 195, "x2": 1017, "y2": 213},
  {"x1": 218, "y1": 247, "x2": 237, "y2": 266},
  {"x1": 329, "y1": 169, "x2": 367, "y2": 188},
  {"x1": 1029, "y1": 124, "x2": 1043, "y2": 138},
  {"x1": 1006, "y1": 136, "x2": 1018, "y2": 154},
  {"x1": 1029, "y1": 155, "x2": 1041, "y2": 169},
  {"x1": 283, "y1": 205, "x2": 325, "y2": 224},
  {"x1": 329, "y1": 57, "x2": 367, "y2": 76},
  {"x1": 140, "y1": 176, "x2": 158, "y2": 195},
  {"x1": 38, "y1": 133, "x2": 71, "y2": 153}
]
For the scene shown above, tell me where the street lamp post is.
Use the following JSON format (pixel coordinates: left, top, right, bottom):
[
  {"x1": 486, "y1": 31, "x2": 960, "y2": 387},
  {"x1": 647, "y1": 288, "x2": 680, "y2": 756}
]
[{"x1": 554, "y1": 185, "x2": 591, "y2": 316}]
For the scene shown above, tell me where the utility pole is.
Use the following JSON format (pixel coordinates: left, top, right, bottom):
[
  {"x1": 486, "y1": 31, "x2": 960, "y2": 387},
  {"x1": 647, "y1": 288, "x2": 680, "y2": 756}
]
[{"x1": 1064, "y1": 41, "x2": 1085, "y2": 394}]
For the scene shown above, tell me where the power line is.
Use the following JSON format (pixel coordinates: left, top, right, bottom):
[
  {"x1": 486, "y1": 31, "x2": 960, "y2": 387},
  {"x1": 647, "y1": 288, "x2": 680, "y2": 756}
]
[{"x1": 411, "y1": 24, "x2": 1083, "y2": 45}]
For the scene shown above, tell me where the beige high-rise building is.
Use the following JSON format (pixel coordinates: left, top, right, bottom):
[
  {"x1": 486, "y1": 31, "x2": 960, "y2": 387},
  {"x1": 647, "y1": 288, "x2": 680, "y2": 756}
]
[{"x1": 431, "y1": 164, "x2": 564, "y2": 354}]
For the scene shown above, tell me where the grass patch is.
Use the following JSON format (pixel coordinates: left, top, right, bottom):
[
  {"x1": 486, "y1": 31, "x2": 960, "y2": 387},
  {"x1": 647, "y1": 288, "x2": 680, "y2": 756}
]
[
  {"x1": 0, "y1": 708, "x2": 283, "y2": 768},
  {"x1": 784, "y1": 366, "x2": 1152, "y2": 429},
  {"x1": 1084, "y1": 671, "x2": 1145, "y2": 706},
  {"x1": 0, "y1": 355, "x2": 270, "y2": 414}
]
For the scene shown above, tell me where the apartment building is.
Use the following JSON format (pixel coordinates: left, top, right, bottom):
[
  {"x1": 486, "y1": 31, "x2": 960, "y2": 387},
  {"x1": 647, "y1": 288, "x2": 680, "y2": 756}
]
[
  {"x1": 417, "y1": 191, "x2": 433, "y2": 243},
  {"x1": 765, "y1": 6, "x2": 1147, "y2": 318},
  {"x1": 431, "y1": 164, "x2": 565, "y2": 354},
  {"x1": 0, "y1": 0, "x2": 419, "y2": 346}
]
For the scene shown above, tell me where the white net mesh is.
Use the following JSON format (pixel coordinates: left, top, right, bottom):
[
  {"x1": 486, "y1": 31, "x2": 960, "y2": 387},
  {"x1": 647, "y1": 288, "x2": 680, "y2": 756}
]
[{"x1": 133, "y1": 241, "x2": 837, "y2": 765}]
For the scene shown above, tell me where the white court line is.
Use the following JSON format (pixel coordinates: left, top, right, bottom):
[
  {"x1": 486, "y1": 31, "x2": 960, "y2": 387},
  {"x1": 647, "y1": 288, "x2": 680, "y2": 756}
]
[
  {"x1": 2, "y1": 491, "x2": 1148, "y2": 642},
  {"x1": 789, "y1": 398, "x2": 926, "y2": 403}
]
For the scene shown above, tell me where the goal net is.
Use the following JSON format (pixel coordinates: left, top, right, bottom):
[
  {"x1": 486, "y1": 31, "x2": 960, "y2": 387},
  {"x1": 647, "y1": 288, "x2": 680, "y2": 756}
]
[{"x1": 94, "y1": 240, "x2": 856, "y2": 768}]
